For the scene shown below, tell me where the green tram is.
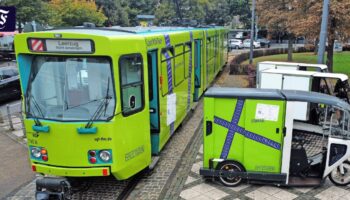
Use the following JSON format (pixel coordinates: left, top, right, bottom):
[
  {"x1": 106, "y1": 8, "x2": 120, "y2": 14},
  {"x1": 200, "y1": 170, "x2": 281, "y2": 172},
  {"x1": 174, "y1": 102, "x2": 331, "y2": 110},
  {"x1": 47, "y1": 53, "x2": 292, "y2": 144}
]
[{"x1": 14, "y1": 26, "x2": 227, "y2": 188}]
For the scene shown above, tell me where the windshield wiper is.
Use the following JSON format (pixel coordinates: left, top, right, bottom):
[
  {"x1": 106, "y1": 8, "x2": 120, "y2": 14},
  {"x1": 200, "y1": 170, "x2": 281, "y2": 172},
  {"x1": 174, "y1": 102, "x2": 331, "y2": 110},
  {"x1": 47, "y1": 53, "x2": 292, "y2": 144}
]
[
  {"x1": 85, "y1": 78, "x2": 112, "y2": 128},
  {"x1": 65, "y1": 98, "x2": 104, "y2": 111},
  {"x1": 26, "y1": 93, "x2": 44, "y2": 126}
]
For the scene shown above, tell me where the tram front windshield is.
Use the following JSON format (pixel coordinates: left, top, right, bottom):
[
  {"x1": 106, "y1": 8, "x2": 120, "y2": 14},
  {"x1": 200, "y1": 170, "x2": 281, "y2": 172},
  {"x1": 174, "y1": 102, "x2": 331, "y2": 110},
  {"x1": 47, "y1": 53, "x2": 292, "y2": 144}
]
[{"x1": 26, "y1": 56, "x2": 116, "y2": 121}]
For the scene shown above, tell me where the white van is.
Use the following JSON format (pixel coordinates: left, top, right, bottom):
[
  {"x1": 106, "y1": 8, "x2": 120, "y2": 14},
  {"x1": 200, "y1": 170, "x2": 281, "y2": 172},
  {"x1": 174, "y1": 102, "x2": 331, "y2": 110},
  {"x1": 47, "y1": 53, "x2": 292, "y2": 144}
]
[
  {"x1": 258, "y1": 69, "x2": 349, "y2": 121},
  {"x1": 256, "y1": 61, "x2": 329, "y2": 87}
]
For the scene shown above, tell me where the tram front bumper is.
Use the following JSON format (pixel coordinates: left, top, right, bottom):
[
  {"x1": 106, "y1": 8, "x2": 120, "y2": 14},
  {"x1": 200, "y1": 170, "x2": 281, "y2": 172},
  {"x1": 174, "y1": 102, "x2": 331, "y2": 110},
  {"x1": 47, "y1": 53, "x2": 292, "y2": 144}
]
[{"x1": 32, "y1": 163, "x2": 110, "y2": 177}]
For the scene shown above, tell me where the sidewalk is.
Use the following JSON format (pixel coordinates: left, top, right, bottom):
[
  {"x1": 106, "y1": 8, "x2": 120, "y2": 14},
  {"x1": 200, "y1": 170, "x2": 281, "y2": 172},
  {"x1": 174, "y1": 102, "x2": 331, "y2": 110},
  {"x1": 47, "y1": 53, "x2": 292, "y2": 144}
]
[{"x1": 0, "y1": 130, "x2": 35, "y2": 199}]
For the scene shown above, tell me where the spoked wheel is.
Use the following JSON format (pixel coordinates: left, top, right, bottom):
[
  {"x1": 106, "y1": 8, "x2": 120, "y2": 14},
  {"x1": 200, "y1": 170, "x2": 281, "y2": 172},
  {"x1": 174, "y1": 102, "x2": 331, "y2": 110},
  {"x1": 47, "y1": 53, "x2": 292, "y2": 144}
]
[
  {"x1": 329, "y1": 161, "x2": 350, "y2": 186},
  {"x1": 216, "y1": 161, "x2": 245, "y2": 187}
]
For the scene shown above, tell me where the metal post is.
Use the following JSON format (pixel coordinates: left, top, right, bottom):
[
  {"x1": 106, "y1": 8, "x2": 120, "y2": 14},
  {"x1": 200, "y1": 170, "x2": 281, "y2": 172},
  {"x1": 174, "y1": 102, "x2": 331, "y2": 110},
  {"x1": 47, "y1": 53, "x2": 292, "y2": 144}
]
[
  {"x1": 0, "y1": 112, "x2": 3, "y2": 123},
  {"x1": 249, "y1": 0, "x2": 256, "y2": 65},
  {"x1": 317, "y1": 0, "x2": 330, "y2": 64},
  {"x1": 32, "y1": 21, "x2": 37, "y2": 32},
  {"x1": 255, "y1": 16, "x2": 258, "y2": 41},
  {"x1": 6, "y1": 104, "x2": 14, "y2": 131}
]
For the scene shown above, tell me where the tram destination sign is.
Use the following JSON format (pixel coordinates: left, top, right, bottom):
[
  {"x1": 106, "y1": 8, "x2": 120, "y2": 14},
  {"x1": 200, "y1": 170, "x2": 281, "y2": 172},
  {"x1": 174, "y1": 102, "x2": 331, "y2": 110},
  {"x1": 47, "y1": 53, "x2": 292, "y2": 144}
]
[
  {"x1": 28, "y1": 38, "x2": 94, "y2": 53},
  {"x1": 46, "y1": 39, "x2": 93, "y2": 53}
]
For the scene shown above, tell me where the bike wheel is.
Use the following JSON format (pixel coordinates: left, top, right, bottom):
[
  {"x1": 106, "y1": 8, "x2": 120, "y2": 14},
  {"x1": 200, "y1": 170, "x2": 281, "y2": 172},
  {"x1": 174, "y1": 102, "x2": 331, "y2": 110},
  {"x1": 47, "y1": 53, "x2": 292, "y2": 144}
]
[
  {"x1": 329, "y1": 161, "x2": 350, "y2": 186},
  {"x1": 216, "y1": 161, "x2": 245, "y2": 187}
]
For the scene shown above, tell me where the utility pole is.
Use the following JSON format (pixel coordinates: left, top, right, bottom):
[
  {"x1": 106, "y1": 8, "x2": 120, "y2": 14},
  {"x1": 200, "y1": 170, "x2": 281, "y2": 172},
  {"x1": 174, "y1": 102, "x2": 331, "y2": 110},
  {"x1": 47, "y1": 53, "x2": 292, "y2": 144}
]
[
  {"x1": 317, "y1": 0, "x2": 330, "y2": 64},
  {"x1": 249, "y1": 0, "x2": 256, "y2": 65},
  {"x1": 255, "y1": 16, "x2": 258, "y2": 41}
]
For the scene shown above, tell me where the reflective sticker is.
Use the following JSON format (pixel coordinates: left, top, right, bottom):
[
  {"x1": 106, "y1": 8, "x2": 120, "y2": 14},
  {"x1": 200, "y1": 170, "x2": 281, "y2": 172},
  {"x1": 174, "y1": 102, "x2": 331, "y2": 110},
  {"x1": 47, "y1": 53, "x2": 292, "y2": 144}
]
[{"x1": 31, "y1": 39, "x2": 44, "y2": 51}]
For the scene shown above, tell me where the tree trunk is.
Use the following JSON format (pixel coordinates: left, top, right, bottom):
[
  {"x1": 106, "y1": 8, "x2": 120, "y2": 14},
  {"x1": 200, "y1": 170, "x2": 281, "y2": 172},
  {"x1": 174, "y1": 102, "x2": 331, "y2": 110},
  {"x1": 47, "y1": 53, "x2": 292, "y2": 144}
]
[
  {"x1": 314, "y1": 37, "x2": 319, "y2": 55},
  {"x1": 18, "y1": 21, "x2": 22, "y2": 33},
  {"x1": 287, "y1": 35, "x2": 293, "y2": 62},
  {"x1": 326, "y1": 38, "x2": 335, "y2": 72},
  {"x1": 326, "y1": 18, "x2": 336, "y2": 72}
]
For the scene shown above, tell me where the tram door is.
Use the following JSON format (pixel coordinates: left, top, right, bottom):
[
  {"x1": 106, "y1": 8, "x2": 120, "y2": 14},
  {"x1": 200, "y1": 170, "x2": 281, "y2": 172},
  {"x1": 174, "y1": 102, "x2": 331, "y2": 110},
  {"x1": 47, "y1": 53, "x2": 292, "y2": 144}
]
[
  {"x1": 194, "y1": 40, "x2": 202, "y2": 101},
  {"x1": 148, "y1": 50, "x2": 160, "y2": 153}
]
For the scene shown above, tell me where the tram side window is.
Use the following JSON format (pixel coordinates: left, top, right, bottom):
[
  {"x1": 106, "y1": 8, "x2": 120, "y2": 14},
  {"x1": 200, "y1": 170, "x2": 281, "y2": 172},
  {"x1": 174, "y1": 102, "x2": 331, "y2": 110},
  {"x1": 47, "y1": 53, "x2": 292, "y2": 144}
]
[
  {"x1": 161, "y1": 48, "x2": 174, "y2": 96},
  {"x1": 206, "y1": 37, "x2": 209, "y2": 62},
  {"x1": 119, "y1": 54, "x2": 144, "y2": 115},
  {"x1": 184, "y1": 42, "x2": 191, "y2": 78},
  {"x1": 174, "y1": 44, "x2": 185, "y2": 86}
]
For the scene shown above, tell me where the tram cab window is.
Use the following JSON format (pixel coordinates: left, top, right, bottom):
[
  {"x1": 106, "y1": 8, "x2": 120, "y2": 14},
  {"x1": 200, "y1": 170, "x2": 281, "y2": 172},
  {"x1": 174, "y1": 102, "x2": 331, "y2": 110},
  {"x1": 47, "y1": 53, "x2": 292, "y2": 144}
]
[
  {"x1": 27, "y1": 56, "x2": 115, "y2": 121},
  {"x1": 119, "y1": 54, "x2": 144, "y2": 115}
]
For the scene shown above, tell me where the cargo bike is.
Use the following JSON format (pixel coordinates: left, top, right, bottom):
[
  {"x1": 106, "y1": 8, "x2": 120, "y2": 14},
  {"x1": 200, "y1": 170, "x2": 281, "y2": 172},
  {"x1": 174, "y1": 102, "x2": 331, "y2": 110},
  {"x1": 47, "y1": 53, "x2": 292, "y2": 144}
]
[{"x1": 200, "y1": 88, "x2": 350, "y2": 187}]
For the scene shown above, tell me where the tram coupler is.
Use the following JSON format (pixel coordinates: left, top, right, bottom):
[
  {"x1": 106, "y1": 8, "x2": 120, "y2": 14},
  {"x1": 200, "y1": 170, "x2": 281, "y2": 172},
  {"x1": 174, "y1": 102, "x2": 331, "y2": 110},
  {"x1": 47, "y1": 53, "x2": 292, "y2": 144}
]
[{"x1": 35, "y1": 177, "x2": 72, "y2": 200}]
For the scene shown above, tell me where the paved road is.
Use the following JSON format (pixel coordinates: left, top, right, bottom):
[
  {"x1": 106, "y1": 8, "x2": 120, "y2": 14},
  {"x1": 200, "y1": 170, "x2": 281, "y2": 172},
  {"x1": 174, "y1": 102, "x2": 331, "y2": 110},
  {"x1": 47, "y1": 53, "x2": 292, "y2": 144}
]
[
  {"x1": 230, "y1": 43, "x2": 305, "y2": 54},
  {"x1": 0, "y1": 132, "x2": 35, "y2": 199},
  {"x1": 0, "y1": 100, "x2": 22, "y2": 116}
]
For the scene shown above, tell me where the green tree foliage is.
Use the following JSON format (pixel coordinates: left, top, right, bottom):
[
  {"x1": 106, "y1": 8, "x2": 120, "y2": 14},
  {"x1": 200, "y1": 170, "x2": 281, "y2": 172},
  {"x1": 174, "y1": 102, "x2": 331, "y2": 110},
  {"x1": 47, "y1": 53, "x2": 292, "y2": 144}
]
[
  {"x1": 2, "y1": 0, "x2": 50, "y2": 32},
  {"x1": 126, "y1": 0, "x2": 158, "y2": 26},
  {"x1": 47, "y1": 0, "x2": 106, "y2": 27},
  {"x1": 3, "y1": 0, "x2": 250, "y2": 28},
  {"x1": 151, "y1": 0, "x2": 250, "y2": 27},
  {"x1": 96, "y1": 0, "x2": 130, "y2": 26},
  {"x1": 154, "y1": 1, "x2": 176, "y2": 25}
]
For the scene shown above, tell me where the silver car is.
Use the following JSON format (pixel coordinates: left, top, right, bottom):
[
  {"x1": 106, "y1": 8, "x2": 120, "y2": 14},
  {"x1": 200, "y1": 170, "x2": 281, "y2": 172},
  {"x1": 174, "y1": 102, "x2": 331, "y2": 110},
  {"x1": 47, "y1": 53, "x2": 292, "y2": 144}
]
[
  {"x1": 243, "y1": 39, "x2": 261, "y2": 48},
  {"x1": 228, "y1": 39, "x2": 243, "y2": 50}
]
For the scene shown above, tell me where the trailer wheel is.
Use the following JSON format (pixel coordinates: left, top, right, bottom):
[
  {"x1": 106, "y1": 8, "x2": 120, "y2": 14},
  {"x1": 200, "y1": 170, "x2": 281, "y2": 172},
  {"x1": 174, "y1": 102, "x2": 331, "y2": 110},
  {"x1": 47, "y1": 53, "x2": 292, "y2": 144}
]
[
  {"x1": 216, "y1": 161, "x2": 245, "y2": 187},
  {"x1": 329, "y1": 161, "x2": 350, "y2": 186}
]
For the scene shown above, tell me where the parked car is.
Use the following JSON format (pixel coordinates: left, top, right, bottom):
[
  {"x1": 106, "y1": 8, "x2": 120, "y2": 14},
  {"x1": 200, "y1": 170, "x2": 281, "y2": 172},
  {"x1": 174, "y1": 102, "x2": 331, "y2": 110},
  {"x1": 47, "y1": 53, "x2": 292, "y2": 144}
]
[
  {"x1": 0, "y1": 32, "x2": 17, "y2": 60},
  {"x1": 228, "y1": 39, "x2": 243, "y2": 50},
  {"x1": 243, "y1": 39, "x2": 261, "y2": 48},
  {"x1": 0, "y1": 66, "x2": 21, "y2": 103},
  {"x1": 257, "y1": 38, "x2": 271, "y2": 48},
  {"x1": 334, "y1": 40, "x2": 343, "y2": 52}
]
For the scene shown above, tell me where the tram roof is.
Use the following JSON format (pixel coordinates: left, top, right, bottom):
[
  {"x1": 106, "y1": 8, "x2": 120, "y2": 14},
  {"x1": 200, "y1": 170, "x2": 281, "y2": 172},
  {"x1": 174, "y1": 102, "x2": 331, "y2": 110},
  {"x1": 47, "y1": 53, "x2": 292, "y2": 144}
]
[
  {"x1": 43, "y1": 26, "x2": 225, "y2": 36},
  {"x1": 205, "y1": 87, "x2": 350, "y2": 111}
]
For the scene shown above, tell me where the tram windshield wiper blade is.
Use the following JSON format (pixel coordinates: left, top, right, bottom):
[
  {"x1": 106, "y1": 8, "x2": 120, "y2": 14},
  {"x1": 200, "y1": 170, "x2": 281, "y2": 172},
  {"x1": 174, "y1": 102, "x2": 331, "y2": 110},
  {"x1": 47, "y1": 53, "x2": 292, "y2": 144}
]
[
  {"x1": 65, "y1": 98, "x2": 104, "y2": 111},
  {"x1": 26, "y1": 93, "x2": 44, "y2": 126},
  {"x1": 85, "y1": 78, "x2": 111, "y2": 128}
]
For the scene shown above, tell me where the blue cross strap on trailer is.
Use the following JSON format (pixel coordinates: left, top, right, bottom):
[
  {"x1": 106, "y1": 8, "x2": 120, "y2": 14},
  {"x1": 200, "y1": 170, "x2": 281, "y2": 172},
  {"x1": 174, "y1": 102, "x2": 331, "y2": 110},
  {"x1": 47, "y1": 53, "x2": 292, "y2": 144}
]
[{"x1": 201, "y1": 87, "x2": 350, "y2": 187}]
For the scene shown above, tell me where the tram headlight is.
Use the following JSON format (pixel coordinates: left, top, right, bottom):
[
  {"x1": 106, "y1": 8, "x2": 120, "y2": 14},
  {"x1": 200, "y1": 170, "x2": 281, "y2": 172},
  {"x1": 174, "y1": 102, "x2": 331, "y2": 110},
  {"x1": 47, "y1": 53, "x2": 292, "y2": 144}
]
[
  {"x1": 31, "y1": 147, "x2": 41, "y2": 158},
  {"x1": 99, "y1": 150, "x2": 111, "y2": 162}
]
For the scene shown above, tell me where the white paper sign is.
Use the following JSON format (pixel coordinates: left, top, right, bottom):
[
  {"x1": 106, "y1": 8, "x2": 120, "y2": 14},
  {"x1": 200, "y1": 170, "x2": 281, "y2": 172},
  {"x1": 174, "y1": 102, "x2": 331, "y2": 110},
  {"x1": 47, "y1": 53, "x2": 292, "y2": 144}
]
[
  {"x1": 167, "y1": 93, "x2": 176, "y2": 125},
  {"x1": 45, "y1": 39, "x2": 93, "y2": 53},
  {"x1": 255, "y1": 103, "x2": 280, "y2": 122}
]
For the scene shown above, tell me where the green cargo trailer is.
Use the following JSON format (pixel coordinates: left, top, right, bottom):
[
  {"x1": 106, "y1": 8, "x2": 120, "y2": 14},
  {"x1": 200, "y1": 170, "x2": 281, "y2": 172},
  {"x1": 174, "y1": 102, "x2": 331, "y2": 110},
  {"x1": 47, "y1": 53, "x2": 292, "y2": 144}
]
[{"x1": 201, "y1": 88, "x2": 350, "y2": 187}]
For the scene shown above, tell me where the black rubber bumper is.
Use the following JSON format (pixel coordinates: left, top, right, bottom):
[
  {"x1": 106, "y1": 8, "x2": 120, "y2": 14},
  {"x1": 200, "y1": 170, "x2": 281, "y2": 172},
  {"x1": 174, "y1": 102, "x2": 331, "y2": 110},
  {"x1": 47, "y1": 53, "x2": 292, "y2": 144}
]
[{"x1": 200, "y1": 167, "x2": 287, "y2": 183}]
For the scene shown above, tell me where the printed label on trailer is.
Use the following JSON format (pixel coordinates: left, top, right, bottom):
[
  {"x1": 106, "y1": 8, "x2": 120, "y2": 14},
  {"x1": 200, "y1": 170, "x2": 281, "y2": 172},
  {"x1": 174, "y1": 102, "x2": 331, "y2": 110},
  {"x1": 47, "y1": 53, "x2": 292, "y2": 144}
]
[
  {"x1": 45, "y1": 39, "x2": 93, "y2": 53},
  {"x1": 167, "y1": 93, "x2": 176, "y2": 125},
  {"x1": 255, "y1": 103, "x2": 279, "y2": 122}
]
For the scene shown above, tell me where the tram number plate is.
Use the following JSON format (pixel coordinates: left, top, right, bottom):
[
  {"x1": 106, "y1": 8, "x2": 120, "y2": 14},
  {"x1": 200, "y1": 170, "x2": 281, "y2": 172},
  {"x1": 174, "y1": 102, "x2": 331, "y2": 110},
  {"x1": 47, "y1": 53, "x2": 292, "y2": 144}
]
[{"x1": 45, "y1": 39, "x2": 93, "y2": 53}]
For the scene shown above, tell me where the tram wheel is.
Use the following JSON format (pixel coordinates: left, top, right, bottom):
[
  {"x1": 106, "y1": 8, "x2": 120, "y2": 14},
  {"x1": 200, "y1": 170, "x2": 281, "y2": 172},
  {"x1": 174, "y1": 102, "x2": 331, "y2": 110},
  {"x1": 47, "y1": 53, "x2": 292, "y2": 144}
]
[
  {"x1": 216, "y1": 161, "x2": 245, "y2": 187},
  {"x1": 329, "y1": 161, "x2": 350, "y2": 186}
]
